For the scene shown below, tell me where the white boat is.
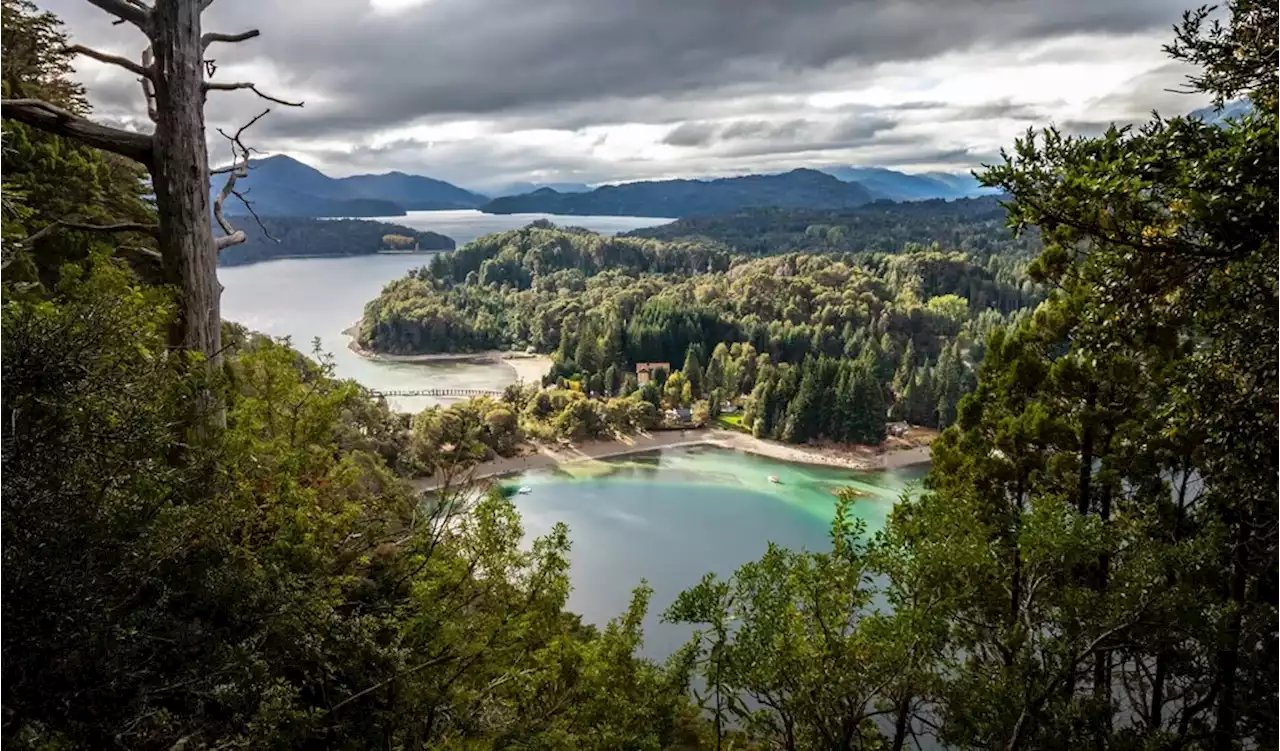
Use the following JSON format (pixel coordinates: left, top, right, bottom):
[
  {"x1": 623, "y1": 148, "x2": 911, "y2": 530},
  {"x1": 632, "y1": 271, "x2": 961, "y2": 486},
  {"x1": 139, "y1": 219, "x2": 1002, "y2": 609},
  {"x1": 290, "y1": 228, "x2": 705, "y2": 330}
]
[
  {"x1": 517, "y1": 486, "x2": 533, "y2": 495},
  {"x1": 768, "y1": 475, "x2": 780, "y2": 484}
]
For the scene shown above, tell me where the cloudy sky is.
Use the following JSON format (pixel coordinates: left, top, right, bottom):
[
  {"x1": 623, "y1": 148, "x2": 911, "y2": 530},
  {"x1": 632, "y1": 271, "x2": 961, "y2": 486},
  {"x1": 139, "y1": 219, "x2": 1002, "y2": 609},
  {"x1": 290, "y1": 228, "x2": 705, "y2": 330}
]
[{"x1": 45, "y1": 0, "x2": 1209, "y2": 192}]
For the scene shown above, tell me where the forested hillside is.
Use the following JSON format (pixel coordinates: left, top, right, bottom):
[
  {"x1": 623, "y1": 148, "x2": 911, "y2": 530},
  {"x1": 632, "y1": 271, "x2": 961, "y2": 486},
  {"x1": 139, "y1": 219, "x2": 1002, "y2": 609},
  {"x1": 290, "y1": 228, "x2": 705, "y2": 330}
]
[
  {"x1": 360, "y1": 223, "x2": 1038, "y2": 440},
  {"x1": 480, "y1": 168, "x2": 875, "y2": 217},
  {"x1": 628, "y1": 195, "x2": 1040, "y2": 258},
  {"x1": 2, "y1": 0, "x2": 1275, "y2": 749},
  {"x1": 217, "y1": 216, "x2": 455, "y2": 266}
]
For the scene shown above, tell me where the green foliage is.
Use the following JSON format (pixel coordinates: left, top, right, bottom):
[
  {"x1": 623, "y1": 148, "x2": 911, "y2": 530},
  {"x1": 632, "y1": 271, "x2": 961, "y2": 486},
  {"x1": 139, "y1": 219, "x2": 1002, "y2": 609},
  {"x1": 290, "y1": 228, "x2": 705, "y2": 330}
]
[
  {"x1": 1, "y1": 0, "x2": 157, "y2": 288},
  {"x1": 2, "y1": 258, "x2": 703, "y2": 749},
  {"x1": 629, "y1": 195, "x2": 1041, "y2": 265},
  {"x1": 665, "y1": 494, "x2": 927, "y2": 750},
  {"x1": 360, "y1": 223, "x2": 1036, "y2": 441}
]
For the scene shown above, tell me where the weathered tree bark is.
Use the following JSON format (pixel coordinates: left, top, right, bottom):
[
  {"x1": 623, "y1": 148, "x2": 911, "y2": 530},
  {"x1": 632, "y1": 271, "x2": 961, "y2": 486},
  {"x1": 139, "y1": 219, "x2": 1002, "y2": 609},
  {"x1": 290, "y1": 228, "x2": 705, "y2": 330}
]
[
  {"x1": 148, "y1": 0, "x2": 225, "y2": 433},
  {"x1": 0, "y1": 99, "x2": 153, "y2": 165},
  {"x1": 150, "y1": 0, "x2": 220, "y2": 369},
  {"x1": 4, "y1": 0, "x2": 287, "y2": 438}
]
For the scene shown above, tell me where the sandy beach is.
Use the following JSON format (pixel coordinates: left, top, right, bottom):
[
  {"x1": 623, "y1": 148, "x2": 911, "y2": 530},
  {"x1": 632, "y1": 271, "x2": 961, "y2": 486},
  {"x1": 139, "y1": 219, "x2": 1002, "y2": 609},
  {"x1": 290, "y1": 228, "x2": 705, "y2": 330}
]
[
  {"x1": 344, "y1": 326, "x2": 553, "y2": 384},
  {"x1": 410, "y1": 427, "x2": 936, "y2": 492}
]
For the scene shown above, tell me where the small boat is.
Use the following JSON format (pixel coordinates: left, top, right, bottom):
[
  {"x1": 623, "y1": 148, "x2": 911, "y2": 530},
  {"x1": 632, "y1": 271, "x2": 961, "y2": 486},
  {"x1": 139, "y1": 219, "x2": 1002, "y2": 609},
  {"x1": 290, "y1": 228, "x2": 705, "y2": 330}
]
[
  {"x1": 768, "y1": 475, "x2": 780, "y2": 484},
  {"x1": 517, "y1": 486, "x2": 533, "y2": 495}
]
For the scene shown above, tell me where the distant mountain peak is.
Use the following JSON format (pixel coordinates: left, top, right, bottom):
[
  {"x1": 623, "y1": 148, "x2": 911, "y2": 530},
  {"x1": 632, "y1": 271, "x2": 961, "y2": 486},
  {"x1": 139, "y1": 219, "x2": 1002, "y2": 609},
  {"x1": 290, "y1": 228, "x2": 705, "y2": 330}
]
[
  {"x1": 820, "y1": 165, "x2": 995, "y2": 202},
  {"x1": 216, "y1": 153, "x2": 488, "y2": 218}
]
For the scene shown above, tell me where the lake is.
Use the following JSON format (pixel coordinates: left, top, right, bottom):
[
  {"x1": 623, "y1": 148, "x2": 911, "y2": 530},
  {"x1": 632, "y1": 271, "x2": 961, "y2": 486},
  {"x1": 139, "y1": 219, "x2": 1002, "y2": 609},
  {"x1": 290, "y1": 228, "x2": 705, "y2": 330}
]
[
  {"x1": 220, "y1": 209, "x2": 670, "y2": 412},
  {"x1": 504, "y1": 444, "x2": 929, "y2": 657},
  {"x1": 219, "y1": 209, "x2": 933, "y2": 657}
]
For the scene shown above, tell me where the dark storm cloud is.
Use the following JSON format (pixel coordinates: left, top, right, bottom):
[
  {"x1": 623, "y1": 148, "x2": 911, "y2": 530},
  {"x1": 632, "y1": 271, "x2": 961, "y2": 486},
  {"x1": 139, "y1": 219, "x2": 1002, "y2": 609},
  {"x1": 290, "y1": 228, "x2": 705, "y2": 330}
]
[
  {"x1": 720, "y1": 119, "x2": 813, "y2": 141},
  {"x1": 948, "y1": 99, "x2": 1056, "y2": 121},
  {"x1": 46, "y1": 0, "x2": 1186, "y2": 139},
  {"x1": 663, "y1": 121, "x2": 720, "y2": 147}
]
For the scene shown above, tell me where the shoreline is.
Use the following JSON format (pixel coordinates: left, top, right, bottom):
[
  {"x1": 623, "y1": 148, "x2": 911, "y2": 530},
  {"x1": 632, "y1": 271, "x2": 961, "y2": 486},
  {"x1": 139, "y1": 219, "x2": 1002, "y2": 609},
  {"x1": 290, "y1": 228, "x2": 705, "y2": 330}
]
[
  {"x1": 343, "y1": 328, "x2": 553, "y2": 384},
  {"x1": 410, "y1": 427, "x2": 935, "y2": 493},
  {"x1": 220, "y1": 248, "x2": 449, "y2": 269}
]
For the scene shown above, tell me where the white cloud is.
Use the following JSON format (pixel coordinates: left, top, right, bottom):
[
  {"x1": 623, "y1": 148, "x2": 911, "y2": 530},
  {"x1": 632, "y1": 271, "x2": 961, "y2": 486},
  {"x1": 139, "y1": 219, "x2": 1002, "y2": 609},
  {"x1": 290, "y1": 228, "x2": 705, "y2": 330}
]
[{"x1": 41, "y1": 0, "x2": 1208, "y2": 189}]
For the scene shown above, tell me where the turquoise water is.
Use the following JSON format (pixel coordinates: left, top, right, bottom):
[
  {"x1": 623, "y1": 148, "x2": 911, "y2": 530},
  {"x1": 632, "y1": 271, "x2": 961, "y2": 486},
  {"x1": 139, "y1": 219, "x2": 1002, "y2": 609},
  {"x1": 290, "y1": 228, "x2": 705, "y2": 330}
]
[{"x1": 505, "y1": 445, "x2": 928, "y2": 657}]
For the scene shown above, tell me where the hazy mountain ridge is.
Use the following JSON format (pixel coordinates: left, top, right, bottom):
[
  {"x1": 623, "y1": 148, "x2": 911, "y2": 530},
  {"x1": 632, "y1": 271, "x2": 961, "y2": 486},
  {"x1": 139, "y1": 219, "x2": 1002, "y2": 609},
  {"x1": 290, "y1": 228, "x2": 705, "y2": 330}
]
[
  {"x1": 216, "y1": 155, "x2": 488, "y2": 217},
  {"x1": 479, "y1": 168, "x2": 877, "y2": 217},
  {"x1": 1188, "y1": 98, "x2": 1253, "y2": 125},
  {"x1": 817, "y1": 166, "x2": 995, "y2": 201},
  {"x1": 215, "y1": 156, "x2": 997, "y2": 219}
]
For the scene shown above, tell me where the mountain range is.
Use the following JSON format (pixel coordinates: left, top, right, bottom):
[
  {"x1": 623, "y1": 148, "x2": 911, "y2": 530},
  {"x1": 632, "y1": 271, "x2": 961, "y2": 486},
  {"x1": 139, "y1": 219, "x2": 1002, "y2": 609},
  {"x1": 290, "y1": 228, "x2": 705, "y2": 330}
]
[
  {"x1": 485, "y1": 181, "x2": 592, "y2": 198},
  {"x1": 817, "y1": 166, "x2": 995, "y2": 202},
  {"x1": 1188, "y1": 98, "x2": 1253, "y2": 126},
  {"x1": 216, "y1": 155, "x2": 489, "y2": 218},
  {"x1": 480, "y1": 169, "x2": 880, "y2": 217},
  {"x1": 216, "y1": 154, "x2": 991, "y2": 219}
]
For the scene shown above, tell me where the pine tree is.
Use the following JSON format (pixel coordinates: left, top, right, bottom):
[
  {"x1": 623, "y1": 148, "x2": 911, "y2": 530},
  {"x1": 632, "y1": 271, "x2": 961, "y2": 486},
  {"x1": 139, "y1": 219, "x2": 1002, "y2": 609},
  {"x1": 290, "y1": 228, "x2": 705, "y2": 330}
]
[
  {"x1": 574, "y1": 320, "x2": 600, "y2": 375},
  {"x1": 682, "y1": 345, "x2": 704, "y2": 399},
  {"x1": 705, "y1": 350, "x2": 725, "y2": 395},
  {"x1": 781, "y1": 358, "x2": 820, "y2": 443},
  {"x1": 847, "y1": 359, "x2": 887, "y2": 444}
]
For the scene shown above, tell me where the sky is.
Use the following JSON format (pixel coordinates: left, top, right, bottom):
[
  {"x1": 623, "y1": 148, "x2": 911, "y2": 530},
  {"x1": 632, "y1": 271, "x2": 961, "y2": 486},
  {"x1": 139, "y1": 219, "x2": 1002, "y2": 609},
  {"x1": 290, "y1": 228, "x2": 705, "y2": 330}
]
[{"x1": 45, "y1": 0, "x2": 1211, "y2": 193}]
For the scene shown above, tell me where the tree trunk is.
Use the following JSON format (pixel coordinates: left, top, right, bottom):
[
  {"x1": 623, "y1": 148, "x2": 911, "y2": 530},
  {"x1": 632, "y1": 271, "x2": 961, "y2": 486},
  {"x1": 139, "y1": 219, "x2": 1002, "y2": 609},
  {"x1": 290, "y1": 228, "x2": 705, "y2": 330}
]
[
  {"x1": 149, "y1": 0, "x2": 224, "y2": 429},
  {"x1": 1151, "y1": 461, "x2": 1191, "y2": 732},
  {"x1": 1212, "y1": 523, "x2": 1248, "y2": 751},
  {"x1": 1076, "y1": 384, "x2": 1097, "y2": 515},
  {"x1": 891, "y1": 695, "x2": 911, "y2": 751}
]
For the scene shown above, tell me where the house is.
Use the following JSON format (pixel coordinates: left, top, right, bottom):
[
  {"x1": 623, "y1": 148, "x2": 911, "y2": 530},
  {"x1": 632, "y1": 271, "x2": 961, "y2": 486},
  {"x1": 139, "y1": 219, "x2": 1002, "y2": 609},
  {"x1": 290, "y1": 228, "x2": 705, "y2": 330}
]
[
  {"x1": 665, "y1": 407, "x2": 693, "y2": 422},
  {"x1": 635, "y1": 362, "x2": 671, "y2": 385}
]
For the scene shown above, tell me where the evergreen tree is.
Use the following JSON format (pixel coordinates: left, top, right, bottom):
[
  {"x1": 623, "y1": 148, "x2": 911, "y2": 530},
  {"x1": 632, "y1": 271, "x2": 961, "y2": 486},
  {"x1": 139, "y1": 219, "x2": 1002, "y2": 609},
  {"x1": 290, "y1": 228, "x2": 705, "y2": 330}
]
[
  {"x1": 847, "y1": 359, "x2": 887, "y2": 444},
  {"x1": 705, "y1": 349, "x2": 725, "y2": 394},
  {"x1": 781, "y1": 358, "x2": 820, "y2": 443},
  {"x1": 574, "y1": 320, "x2": 600, "y2": 375},
  {"x1": 601, "y1": 315, "x2": 626, "y2": 369},
  {"x1": 682, "y1": 345, "x2": 704, "y2": 399}
]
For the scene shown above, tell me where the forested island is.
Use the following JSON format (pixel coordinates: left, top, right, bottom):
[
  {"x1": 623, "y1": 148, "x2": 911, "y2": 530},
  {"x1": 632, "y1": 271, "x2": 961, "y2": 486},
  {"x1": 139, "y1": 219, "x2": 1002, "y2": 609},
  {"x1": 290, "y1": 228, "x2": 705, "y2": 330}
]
[
  {"x1": 359, "y1": 221, "x2": 1039, "y2": 443},
  {"x1": 216, "y1": 216, "x2": 454, "y2": 266},
  {"x1": 2, "y1": 0, "x2": 1275, "y2": 749}
]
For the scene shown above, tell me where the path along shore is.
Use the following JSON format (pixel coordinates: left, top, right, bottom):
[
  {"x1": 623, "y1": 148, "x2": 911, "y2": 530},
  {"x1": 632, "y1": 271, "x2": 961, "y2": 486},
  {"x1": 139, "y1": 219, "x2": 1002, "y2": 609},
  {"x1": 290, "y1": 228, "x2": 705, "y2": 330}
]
[{"x1": 410, "y1": 427, "x2": 935, "y2": 493}]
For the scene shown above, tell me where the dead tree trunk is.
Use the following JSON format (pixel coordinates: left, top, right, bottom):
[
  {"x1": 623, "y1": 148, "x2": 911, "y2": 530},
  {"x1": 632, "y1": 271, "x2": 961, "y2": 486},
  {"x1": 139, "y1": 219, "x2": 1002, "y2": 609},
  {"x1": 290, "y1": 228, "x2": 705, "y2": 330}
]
[
  {"x1": 150, "y1": 0, "x2": 220, "y2": 368},
  {"x1": 2, "y1": 0, "x2": 299, "y2": 437}
]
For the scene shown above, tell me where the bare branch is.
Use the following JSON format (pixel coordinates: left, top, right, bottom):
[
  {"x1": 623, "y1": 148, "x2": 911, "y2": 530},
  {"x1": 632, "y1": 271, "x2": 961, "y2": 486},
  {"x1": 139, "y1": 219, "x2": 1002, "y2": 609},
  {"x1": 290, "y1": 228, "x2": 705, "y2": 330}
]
[
  {"x1": 83, "y1": 0, "x2": 150, "y2": 31},
  {"x1": 17, "y1": 219, "x2": 159, "y2": 247},
  {"x1": 140, "y1": 47, "x2": 157, "y2": 122},
  {"x1": 203, "y1": 82, "x2": 304, "y2": 108},
  {"x1": 1, "y1": 98, "x2": 153, "y2": 166},
  {"x1": 65, "y1": 44, "x2": 152, "y2": 78},
  {"x1": 202, "y1": 29, "x2": 260, "y2": 49},
  {"x1": 214, "y1": 229, "x2": 246, "y2": 250},
  {"x1": 212, "y1": 109, "x2": 273, "y2": 252}
]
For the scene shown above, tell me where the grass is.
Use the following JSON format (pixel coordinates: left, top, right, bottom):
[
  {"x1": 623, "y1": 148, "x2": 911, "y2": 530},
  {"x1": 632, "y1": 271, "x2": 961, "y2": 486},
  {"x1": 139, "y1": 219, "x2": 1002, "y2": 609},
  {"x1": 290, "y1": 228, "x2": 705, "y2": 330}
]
[{"x1": 716, "y1": 413, "x2": 748, "y2": 432}]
